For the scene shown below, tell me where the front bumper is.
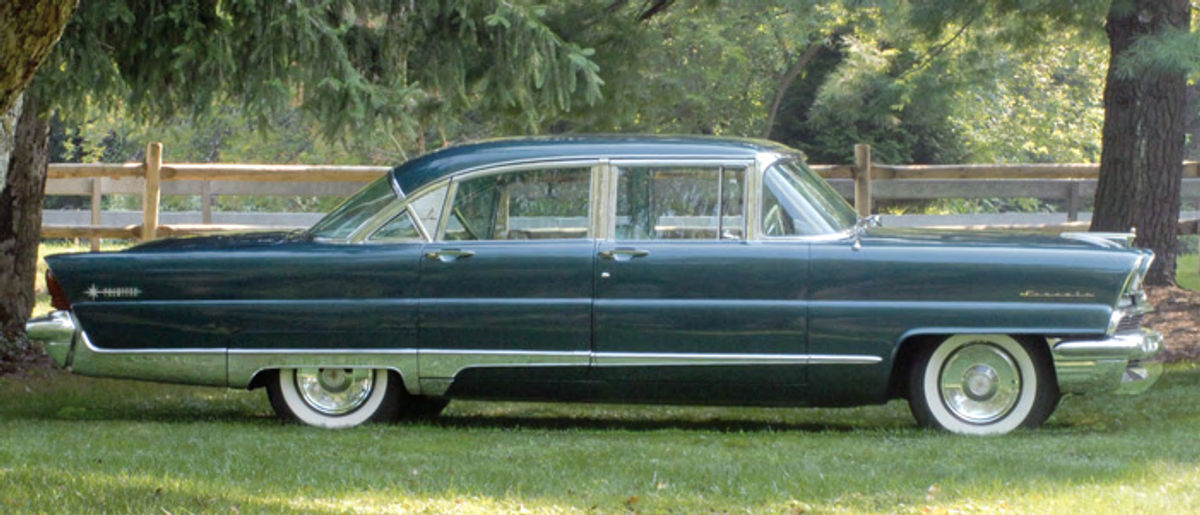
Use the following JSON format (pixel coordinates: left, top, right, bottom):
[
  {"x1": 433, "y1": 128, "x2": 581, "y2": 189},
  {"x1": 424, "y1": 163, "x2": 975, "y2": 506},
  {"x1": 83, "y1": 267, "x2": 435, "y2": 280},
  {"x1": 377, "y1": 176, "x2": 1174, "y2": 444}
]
[
  {"x1": 26, "y1": 310, "x2": 78, "y2": 367},
  {"x1": 1052, "y1": 329, "x2": 1163, "y2": 395}
]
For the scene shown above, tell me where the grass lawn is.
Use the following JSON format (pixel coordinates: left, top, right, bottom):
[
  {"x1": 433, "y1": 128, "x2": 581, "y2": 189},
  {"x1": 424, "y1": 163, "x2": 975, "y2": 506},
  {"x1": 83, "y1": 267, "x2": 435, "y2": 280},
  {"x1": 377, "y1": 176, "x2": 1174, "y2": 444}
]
[
  {"x1": 9, "y1": 243, "x2": 1200, "y2": 512},
  {"x1": 2, "y1": 366, "x2": 1199, "y2": 513}
]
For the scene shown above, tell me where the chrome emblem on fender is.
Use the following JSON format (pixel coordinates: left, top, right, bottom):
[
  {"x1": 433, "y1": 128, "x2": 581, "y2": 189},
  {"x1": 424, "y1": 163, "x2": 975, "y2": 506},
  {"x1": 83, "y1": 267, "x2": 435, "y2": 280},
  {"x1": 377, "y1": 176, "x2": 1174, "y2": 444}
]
[
  {"x1": 85, "y1": 284, "x2": 143, "y2": 300},
  {"x1": 1019, "y1": 289, "x2": 1095, "y2": 299}
]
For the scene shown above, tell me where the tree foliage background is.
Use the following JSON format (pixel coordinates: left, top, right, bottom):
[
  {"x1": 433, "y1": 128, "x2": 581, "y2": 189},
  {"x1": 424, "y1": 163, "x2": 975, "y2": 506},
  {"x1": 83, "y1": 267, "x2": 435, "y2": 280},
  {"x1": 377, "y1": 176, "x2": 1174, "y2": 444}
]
[{"x1": 2, "y1": 0, "x2": 1199, "y2": 369}]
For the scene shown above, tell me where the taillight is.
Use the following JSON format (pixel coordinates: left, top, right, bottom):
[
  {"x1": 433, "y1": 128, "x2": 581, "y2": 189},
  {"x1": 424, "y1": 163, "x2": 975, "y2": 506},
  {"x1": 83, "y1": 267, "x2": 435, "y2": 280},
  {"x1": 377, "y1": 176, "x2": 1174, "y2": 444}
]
[{"x1": 46, "y1": 270, "x2": 71, "y2": 311}]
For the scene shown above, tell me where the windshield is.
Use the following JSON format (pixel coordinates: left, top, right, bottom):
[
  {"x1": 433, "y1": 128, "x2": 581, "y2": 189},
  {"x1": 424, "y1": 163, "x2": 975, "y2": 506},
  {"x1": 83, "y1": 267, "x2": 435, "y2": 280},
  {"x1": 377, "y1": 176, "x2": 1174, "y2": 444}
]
[
  {"x1": 308, "y1": 175, "x2": 398, "y2": 240},
  {"x1": 761, "y1": 159, "x2": 857, "y2": 236}
]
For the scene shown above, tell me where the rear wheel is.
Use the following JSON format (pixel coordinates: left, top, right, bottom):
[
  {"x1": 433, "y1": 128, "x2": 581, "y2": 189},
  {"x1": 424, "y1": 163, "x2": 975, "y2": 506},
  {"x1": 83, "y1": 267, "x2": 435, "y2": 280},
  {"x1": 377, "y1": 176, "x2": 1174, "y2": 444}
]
[
  {"x1": 268, "y1": 368, "x2": 403, "y2": 428},
  {"x1": 908, "y1": 334, "x2": 1058, "y2": 435}
]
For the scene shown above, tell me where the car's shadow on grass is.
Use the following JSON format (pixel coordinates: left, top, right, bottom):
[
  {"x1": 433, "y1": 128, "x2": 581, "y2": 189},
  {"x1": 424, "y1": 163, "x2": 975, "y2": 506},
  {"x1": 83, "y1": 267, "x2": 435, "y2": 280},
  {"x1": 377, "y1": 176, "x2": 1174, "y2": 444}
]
[{"x1": 421, "y1": 412, "x2": 879, "y2": 433}]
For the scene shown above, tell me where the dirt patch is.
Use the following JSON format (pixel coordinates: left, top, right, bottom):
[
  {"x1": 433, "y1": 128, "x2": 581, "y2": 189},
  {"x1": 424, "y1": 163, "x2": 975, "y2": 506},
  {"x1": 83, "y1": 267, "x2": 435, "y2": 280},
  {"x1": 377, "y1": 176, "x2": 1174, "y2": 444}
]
[{"x1": 1145, "y1": 286, "x2": 1200, "y2": 362}]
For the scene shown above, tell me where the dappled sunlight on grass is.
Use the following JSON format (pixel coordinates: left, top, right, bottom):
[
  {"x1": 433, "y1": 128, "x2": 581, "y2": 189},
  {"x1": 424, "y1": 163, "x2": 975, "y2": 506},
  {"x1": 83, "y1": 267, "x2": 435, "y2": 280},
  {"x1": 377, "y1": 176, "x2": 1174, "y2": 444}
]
[{"x1": 3, "y1": 368, "x2": 1200, "y2": 512}]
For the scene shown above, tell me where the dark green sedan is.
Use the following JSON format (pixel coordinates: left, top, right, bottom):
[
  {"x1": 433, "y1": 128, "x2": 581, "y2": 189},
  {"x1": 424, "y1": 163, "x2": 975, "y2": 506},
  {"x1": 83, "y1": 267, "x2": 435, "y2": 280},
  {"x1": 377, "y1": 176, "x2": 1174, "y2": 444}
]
[{"x1": 29, "y1": 136, "x2": 1161, "y2": 434}]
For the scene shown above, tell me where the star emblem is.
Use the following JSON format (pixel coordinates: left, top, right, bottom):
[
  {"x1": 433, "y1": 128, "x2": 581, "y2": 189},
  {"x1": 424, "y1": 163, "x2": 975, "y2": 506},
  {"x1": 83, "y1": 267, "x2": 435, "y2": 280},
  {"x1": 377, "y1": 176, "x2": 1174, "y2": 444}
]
[{"x1": 85, "y1": 284, "x2": 100, "y2": 300}]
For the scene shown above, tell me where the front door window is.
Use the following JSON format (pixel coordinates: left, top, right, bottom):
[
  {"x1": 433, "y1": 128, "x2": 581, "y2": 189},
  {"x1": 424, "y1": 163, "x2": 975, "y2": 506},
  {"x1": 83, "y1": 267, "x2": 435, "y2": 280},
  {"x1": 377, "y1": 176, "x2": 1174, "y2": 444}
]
[{"x1": 615, "y1": 166, "x2": 745, "y2": 240}]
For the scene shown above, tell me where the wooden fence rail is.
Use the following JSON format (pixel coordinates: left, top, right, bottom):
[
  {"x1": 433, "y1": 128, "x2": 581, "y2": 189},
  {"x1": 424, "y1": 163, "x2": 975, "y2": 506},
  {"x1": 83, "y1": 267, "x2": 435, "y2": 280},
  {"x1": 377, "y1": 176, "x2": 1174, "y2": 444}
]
[{"x1": 43, "y1": 142, "x2": 1200, "y2": 249}]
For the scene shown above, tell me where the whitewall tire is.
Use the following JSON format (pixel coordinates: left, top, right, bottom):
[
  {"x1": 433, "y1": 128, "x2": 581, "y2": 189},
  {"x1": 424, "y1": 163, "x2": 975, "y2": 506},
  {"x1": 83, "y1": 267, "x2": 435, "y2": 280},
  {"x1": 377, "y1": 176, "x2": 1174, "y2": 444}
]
[
  {"x1": 267, "y1": 368, "x2": 403, "y2": 428},
  {"x1": 908, "y1": 334, "x2": 1058, "y2": 435}
]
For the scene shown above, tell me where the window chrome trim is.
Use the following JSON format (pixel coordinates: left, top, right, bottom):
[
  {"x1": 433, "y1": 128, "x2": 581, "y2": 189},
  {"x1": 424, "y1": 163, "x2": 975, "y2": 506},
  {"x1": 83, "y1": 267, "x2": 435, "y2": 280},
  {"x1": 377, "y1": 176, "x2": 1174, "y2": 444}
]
[
  {"x1": 434, "y1": 159, "x2": 601, "y2": 242},
  {"x1": 754, "y1": 154, "x2": 861, "y2": 242},
  {"x1": 591, "y1": 159, "x2": 611, "y2": 241},
  {"x1": 605, "y1": 159, "x2": 756, "y2": 242},
  {"x1": 349, "y1": 179, "x2": 450, "y2": 244}
]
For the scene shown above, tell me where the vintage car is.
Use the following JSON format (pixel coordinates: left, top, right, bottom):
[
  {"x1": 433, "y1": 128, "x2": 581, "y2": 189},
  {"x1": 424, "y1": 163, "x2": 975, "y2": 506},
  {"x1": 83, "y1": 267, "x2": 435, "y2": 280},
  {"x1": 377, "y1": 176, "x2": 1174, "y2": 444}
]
[{"x1": 28, "y1": 136, "x2": 1161, "y2": 434}]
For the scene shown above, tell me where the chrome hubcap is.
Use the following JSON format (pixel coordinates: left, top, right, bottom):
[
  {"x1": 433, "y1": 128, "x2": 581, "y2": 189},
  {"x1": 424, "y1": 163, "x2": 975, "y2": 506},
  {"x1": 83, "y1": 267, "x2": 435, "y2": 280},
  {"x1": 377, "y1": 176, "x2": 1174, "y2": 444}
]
[
  {"x1": 294, "y1": 368, "x2": 374, "y2": 415},
  {"x1": 939, "y1": 343, "x2": 1021, "y2": 424}
]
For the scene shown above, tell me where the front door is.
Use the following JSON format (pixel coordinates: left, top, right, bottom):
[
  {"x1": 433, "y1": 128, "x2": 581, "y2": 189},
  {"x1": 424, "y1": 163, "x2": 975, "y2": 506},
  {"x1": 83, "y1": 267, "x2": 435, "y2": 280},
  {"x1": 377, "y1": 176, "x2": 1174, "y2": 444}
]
[
  {"x1": 418, "y1": 164, "x2": 597, "y2": 398},
  {"x1": 592, "y1": 163, "x2": 809, "y2": 404}
]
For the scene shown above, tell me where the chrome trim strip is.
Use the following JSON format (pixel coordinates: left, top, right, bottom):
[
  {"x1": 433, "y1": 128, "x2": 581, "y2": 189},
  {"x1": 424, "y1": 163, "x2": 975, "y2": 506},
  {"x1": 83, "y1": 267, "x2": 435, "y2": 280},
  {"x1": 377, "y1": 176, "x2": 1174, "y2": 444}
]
[
  {"x1": 605, "y1": 159, "x2": 757, "y2": 243},
  {"x1": 227, "y1": 348, "x2": 417, "y2": 355},
  {"x1": 607, "y1": 158, "x2": 757, "y2": 168},
  {"x1": 807, "y1": 354, "x2": 884, "y2": 365},
  {"x1": 591, "y1": 160, "x2": 609, "y2": 241},
  {"x1": 592, "y1": 352, "x2": 881, "y2": 366}
]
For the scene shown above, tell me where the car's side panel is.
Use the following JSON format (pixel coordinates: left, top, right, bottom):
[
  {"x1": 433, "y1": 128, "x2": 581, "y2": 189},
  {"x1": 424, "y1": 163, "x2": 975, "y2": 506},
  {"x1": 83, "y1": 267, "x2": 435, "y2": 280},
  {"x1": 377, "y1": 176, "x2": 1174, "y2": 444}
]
[
  {"x1": 591, "y1": 241, "x2": 811, "y2": 403},
  {"x1": 51, "y1": 241, "x2": 425, "y2": 358},
  {"x1": 805, "y1": 239, "x2": 1136, "y2": 404}
]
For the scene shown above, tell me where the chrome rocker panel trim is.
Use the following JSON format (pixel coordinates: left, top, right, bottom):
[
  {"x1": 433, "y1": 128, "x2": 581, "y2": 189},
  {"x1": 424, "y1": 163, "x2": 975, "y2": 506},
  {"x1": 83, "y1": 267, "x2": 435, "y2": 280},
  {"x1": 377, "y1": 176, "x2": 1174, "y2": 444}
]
[
  {"x1": 1051, "y1": 329, "x2": 1163, "y2": 395},
  {"x1": 27, "y1": 310, "x2": 882, "y2": 397}
]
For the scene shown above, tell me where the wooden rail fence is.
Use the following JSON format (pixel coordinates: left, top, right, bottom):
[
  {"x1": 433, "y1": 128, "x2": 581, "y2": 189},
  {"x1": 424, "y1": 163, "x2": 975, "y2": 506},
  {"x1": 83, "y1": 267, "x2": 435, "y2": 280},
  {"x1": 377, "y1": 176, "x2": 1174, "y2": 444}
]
[{"x1": 43, "y1": 142, "x2": 1200, "y2": 249}]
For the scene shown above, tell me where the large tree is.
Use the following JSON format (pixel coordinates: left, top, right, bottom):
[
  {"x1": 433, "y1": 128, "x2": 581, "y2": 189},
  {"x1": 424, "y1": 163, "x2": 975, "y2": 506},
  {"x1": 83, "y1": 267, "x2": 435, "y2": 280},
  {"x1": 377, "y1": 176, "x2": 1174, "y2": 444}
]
[
  {"x1": 0, "y1": 0, "x2": 77, "y2": 372},
  {"x1": 0, "y1": 0, "x2": 660, "y2": 370},
  {"x1": 910, "y1": 0, "x2": 1197, "y2": 286},
  {"x1": 1091, "y1": 0, "x2": 1193, "y2": 285}
]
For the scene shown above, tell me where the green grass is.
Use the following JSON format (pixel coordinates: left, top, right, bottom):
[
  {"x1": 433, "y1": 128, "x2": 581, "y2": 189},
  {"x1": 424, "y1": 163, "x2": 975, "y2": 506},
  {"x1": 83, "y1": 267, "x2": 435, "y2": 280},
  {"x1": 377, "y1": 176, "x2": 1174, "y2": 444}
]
[
  {"x1": 2, "y1": 366, "x2": 1200, "y2": 513},
  {"x1": 1177, "y1": 254, "x2": 1200, "y2": 291}
]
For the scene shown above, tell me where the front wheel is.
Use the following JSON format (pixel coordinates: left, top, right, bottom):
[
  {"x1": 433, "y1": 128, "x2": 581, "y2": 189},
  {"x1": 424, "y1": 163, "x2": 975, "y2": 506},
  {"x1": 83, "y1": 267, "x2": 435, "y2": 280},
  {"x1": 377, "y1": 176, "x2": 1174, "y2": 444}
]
[
  {"x1": 908, "y1": 334, "x2": 1059, "y2": 435},
  {"x1": 267, "y1": 368, "x2": 403, "y2": 428}
]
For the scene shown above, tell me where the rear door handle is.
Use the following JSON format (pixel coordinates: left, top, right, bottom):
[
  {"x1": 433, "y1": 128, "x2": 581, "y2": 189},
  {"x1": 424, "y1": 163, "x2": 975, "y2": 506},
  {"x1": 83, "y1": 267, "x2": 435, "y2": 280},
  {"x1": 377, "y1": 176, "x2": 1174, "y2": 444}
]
[
  {"x1": 598, "y1": 248, "x2": 650, "y2": 261},
  {"x1": 425, "y1": 249, "x2": 476, "y2": 262}
]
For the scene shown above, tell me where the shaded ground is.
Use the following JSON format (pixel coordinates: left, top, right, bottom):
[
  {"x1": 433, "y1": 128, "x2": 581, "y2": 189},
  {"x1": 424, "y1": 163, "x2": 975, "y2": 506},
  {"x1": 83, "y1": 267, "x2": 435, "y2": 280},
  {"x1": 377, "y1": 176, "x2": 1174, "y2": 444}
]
[{"x1": 1146, "y1": 286, "x2": 1200, "y2": 362}]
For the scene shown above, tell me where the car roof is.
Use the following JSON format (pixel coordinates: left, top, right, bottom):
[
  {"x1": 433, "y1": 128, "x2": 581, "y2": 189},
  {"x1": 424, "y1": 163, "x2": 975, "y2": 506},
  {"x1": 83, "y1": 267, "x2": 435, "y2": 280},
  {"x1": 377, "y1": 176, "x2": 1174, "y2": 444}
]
[{"x1": 389, "y1": 135, "x2": 799, "y2": 194}]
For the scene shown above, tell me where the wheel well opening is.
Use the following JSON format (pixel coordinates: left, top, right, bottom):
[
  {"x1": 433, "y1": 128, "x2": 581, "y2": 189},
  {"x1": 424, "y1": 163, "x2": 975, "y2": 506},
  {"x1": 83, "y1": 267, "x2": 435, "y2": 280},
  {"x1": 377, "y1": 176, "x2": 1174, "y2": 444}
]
[
  {"x1": 886, "y1": 333, "x2": 1055, "y2": 400},
  {"x1": 246, "y1": 369, "x2": 277, "y2": 391},
  {"x1": 246, "y1": 367, "x2": 412, "y2": 392},
  {"x1": 887, "y1": 335, "x2": 940, "y2": 400}
]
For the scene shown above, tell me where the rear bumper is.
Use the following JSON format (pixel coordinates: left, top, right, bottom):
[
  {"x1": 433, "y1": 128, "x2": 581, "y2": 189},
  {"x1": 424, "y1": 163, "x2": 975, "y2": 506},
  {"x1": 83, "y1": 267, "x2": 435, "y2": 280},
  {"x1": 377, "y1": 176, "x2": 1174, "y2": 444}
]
[
  {"x1": 25, "y1": 311, "x2": 77, "y2": 368},
  {"x1": 1052, "y1": 329, "x2": 1163, "y2": 395}
]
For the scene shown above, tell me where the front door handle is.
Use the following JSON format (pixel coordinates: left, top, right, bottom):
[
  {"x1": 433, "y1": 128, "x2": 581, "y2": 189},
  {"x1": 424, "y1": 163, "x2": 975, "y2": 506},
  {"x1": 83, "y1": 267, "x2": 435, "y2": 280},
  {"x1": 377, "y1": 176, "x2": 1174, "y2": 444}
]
[
  {"x1": 425, "y1": 249, "x2": 476, "y2": 262},
  {"x1": 598, "y1": 248, "x2": 650, "y2": 261}
]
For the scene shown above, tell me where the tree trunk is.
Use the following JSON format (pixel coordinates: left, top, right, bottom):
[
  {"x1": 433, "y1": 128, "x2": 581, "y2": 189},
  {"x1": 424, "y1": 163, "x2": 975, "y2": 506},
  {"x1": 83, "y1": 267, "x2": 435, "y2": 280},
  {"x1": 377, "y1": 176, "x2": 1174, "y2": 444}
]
[
  {"x1": 762, "y1": 42, "x2": 825, "y2": 140},
  {"x1": 0, "y1": 96, "x2": 50, "y2": 371},
  {"x1": 1091, "y1": 0, "x2": 1190, "y2": 286}
]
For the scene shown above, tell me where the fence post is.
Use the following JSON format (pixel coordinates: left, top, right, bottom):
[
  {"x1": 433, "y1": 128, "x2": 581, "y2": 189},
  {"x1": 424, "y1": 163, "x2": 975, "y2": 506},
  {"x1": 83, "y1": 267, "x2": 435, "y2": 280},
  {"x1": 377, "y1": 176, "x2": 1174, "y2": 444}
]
[
  {"x1": 141, "y1": 142, "x2": 163, "y2": 241},
  {"x1": 1066, "y1": 181, "x2": 1080, "y2": 222},
  {"x1": 853, "y1": 144, "x2": 872, "y2": 216},
  {"x1": 201, "y1": 180, "x2": 213, "y2": 224},
  {"x1": 90, "y1": 178, "x2": 102, "y2": 251}
]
